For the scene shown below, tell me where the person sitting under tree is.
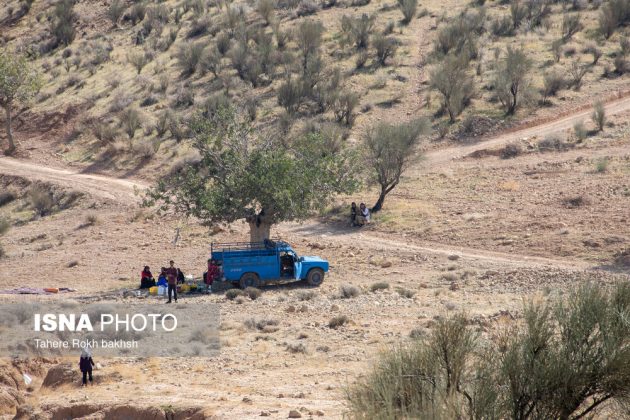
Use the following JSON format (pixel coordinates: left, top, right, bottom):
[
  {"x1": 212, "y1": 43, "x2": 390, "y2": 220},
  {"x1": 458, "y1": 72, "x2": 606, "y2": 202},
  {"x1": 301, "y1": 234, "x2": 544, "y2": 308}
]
[
  {"x1": 140, "y1": 266, "x2": 155, "y2": 289},
  {"x1": 356, "y1": 202, "x2": 370, "y2": 226}
]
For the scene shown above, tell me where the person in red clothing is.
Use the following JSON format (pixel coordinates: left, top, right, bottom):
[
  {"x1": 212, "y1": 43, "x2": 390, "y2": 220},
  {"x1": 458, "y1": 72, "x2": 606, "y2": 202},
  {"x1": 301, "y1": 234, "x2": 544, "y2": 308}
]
[
  {"x1": 165, "y1": 260, "x2": 178, "y2": 303},
  {"x1": 140, "y1": 266, "x2": 155, "y2": 289},
  {"x1": 205, "y1": 258, "x2": 220, "y2": 292}
]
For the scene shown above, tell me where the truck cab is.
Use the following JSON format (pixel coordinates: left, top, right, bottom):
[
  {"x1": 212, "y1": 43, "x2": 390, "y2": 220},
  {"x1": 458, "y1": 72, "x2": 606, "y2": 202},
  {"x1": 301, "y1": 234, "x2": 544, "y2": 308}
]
[{"x1": 211, "y1": 240, "x2": 328, "y2": 288}]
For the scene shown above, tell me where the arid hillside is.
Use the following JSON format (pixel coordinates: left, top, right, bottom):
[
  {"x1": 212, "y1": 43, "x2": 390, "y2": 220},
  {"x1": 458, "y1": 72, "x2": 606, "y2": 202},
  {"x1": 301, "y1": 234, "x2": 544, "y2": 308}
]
[{"x1": 1, "y1": 0, "x2": 629, "y2": 177}]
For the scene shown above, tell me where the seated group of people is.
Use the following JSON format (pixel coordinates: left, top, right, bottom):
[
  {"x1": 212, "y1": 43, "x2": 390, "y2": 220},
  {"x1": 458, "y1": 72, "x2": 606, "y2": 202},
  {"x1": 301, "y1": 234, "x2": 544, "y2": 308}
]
[
  {"x1": 350, "y1": 202, "x2": 370, "y2": 227},
  {"x1": 140, "y1": 265, "x2": 185, "y2": 289}
]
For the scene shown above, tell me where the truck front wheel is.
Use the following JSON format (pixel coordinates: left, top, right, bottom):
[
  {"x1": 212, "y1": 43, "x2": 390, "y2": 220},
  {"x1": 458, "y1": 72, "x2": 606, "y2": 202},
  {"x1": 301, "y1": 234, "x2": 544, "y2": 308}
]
[
  {"x1": 306, "y1": 268, "x2": 325, "y2": 286},
  {"x1": 240, "y1": 273, "x2": 260, "y2": 289}
]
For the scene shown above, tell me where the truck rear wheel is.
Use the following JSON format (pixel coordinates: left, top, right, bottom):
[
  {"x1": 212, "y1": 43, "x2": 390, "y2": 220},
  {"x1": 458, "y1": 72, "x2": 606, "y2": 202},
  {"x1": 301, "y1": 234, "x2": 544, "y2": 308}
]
[
  {"x1": 306, "y1": 268, "x2": 325, "y2": 286},
  {"x1": 240, "y1": 273, "x2": 260, "y2": 289}
]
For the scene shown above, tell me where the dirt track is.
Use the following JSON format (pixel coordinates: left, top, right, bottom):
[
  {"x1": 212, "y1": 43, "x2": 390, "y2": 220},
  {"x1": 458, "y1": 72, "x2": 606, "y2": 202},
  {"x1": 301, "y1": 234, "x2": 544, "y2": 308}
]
[
  {"x1": 423, "y1": 92, "x2": 630, "y2": 168},
  {"x1": 4, "y1": 95, "x2": 629, "y2": 271},
  {"x1": 3, "y1": 92, "x2": 630, "y2": 199}
]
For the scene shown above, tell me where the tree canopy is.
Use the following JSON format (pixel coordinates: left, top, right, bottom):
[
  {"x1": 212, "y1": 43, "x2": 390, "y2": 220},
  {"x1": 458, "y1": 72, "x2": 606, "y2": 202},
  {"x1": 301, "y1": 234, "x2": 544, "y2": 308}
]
[
  {"x1": 365, "y1": 118, "x2": 429, "y2": 212},
  {"x1": 144, "y1": 108, "x2": 359, "y2": 240},
  {"x1": 0, "y1": 49, "x2": 41, "y2": 154}
]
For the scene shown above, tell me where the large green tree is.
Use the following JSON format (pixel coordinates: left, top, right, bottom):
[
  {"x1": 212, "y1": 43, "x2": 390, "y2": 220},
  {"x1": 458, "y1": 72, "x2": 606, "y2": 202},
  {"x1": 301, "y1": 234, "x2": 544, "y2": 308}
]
[
  {"x1": 144, "y1": 108, "x2": 359, "y2": 241},
  {"x1": 0, "y1": 50, "x2": 41, "y2": 154}
]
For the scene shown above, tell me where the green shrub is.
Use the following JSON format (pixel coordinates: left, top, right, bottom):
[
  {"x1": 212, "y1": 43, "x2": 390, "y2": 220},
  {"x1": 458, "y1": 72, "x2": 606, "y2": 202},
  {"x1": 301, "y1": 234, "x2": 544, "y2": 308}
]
[
  {"x1": 119, "y1": 108, "x2": 143, "y2": 140},
  {"x1": 592, "y1": 101, "x2": 606, "y2": 132},
  {"x1": 501, "y1": 142, "x2": 521, "y2": 159},
  {"x1": 297, "y1": 290, "x2": 316, "y2": 301},
  {"x1": 52, "y1": 0, "x2": 77, "y2": 46},
  {"x1": 494, "y1": 46, "x2": 532, "y2": 115},
  {"x1": 0, "y1": 217, "x2": 9, "y2": 235},
  {"x1": 373, "y1": 34, "x2": 397, "y2": 65},
  {"x1": 396, "y1": 287, "x2": 415, "y2": 298},
  {"x1": 339, "y1": 284, "x2": 360, "y2": 298},
  {"x1": 107, "y1": 0, "x2": 125, "y2": 26},
  {"x1": 595, "y1": 157, "x2": 609, "y2": 173},
  {"x1": 127, "y1": 50, "x2": 150, "y2": 74},
  {"x1": 177, "y1": 42, "x2": 204, "y2": 76},
  {"x1": 0, "y1": 192, "x2": 17, "y2": 207},
  {"x1": 370, "y1": 282, "x2": 390, "y2": 292},
  {"x1": 329, "y1": 315, "x2": 349, "y2": 329},
  {"x1": 573, "y1": 120, "x2": 587, "y2": 142},
  {"x1": 244, "y1": 287, "x2": 262, "y2": 300},
  {"x1": 129, "y1": 2, "x2": 146, "y2": 25},
  {"x1": 340, "y1": 14, "x2": 375, "y2": 50},
  {"x1": 430, "y1": 54, "x2": 474, "y2": 122},
  {"x1": 257, "y1": 0, "x2": 275, "y2": 25},
  {"x1": 225, "y1": 289, "x2": 245, "y2": 300},
  {"x1": 583, "y1": 43, "x2": 602, "y2": 65},
  {"x1": 332, "y1": 90, "x2": 360, "y2": 126},
  {"x1": 561, "y1": 12, "x2": 582, "y2": 42},
  {"x1": 348, "y1": 284, "x2": 630, "y2": 418},
  {"x1": 29, "y1": 187, "x2": 54, "y2": 216},
  {"x1": 397, "y1": 0, "x2": 417, "y2": 25},
  {"x1": 277, "y1": 78, "x2": 303, "y2": 114},
  {"x1": 541, "y1": 70, "x2": 565, "y2": 103}
]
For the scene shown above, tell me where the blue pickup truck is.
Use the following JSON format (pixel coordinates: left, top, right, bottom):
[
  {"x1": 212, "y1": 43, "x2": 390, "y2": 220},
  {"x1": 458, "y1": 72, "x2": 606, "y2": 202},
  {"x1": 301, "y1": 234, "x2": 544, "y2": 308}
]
[{"x1": 211, "y1": 240, "x2": 329, "y2": 288}]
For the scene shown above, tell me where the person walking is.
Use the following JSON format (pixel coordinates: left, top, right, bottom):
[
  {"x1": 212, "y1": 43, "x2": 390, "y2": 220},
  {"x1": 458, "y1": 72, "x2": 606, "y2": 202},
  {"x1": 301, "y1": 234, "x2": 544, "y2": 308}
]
[
  {"x1": 79, "y1": 347, "x2": 95, "y2": 386},
  {"x1": 165, "y1": 260, "x2": 178, "y2": 303}
]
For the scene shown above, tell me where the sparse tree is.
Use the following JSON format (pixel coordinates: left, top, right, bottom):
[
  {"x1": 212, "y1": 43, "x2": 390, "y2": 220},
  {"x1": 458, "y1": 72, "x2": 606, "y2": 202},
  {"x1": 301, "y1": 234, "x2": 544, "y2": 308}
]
[
  {"x1": 257, "y1": 0, "x2": 275, "y2": 26},
  {"x1": 119, "y1": 107, "x2": 143, "y2": 141},
  {"x1": 397, "y1": 0, "x2": 417, "y2": 25},
  {"x1": 52, "y1": 0, "x2": 77, "y2": 47},
  {"x1": 561, "y1": 12, "x2": 582, "y2": 42},
  {"x1": 0, "y1": 50, "x2": 41, "y2": 154},
  {"x1": 332, "y1": 90, "x2": 360, "y2": 126},
  {"x1": 541, "y1": 70, "x2": 565, "y2": 103},
  {"x1": 598, "y1": 3, "x2": 617, "y2": 39},
  {"x1": 127, "y1": 50, "x2": 150, "y2": 74},
  {"x1": 373, "y1": 34, "x2": 397, "y2": 65},
  {"x1": 568, "y1": 60, "x2": 588, "y2": 90},
  {"x1": 341, "y1": 14, "x2": 375, "y2": 50},
  {"x1": 177, "y1": 42, "x2": 204, "y2": 75},
  {"x1": 592, "y1": 101, "x2": 606, "y2": 132},
  {"x1": 295, "y1": 19, "x2": 324, "y2": 72},
  {"x1": 201, "y1": 47, "x2": 222, "y2": 78},
  {"x1": 364, "y1": 119, "x2": 429, "y2": 212},
  {"x1": 583, "y1": 43, "x2": 602, "y2": 65},
  {"x1": 429, "y1": 54, "x2": 474, "y2": 122},
  {"x1": 144, "y1": 107, "x2": 358, "y2": 242},
  {"x1": 551, "y1": 39, "x2": 563, "y2": 63},
  {"x1": 494, "y1": 46, "x2": 532, "y2": 115},
  {"x1": 107, "y1": 0, "x2": 125, "y2": 27}
]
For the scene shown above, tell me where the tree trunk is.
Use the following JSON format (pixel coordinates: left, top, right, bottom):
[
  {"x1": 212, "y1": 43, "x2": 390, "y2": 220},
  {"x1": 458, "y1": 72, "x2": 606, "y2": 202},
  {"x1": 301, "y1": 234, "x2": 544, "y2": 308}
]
[
  {"x1": 4, "y1": 103, "x2": 15, "y2": 155},
  {"x1": 371, "y1": 185, "x2": 388, "y2": 213},
  {"x1": 246, "y1": 211, "x2": 272, "y2": 242},
  {"x1": 248, "y1": 220, "x2": 272, "y2": 242}
]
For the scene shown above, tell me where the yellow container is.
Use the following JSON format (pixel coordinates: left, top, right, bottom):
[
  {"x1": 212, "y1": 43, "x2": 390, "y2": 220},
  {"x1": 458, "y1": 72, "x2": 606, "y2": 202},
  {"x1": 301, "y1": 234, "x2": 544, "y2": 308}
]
[
  {"x1": 149, "y1": 286, "x2": 158, "y2": 296},
  {"x1": 180, "y1": 284, "x2": 190, "y2": 293}
]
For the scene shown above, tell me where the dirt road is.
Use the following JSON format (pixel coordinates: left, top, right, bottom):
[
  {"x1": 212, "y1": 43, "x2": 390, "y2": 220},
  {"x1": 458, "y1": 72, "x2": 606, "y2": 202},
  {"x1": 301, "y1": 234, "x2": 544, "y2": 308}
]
[
  {"x1": 422, "y1": 92, "x2": 630, "y2": 167},
  {"x1": 2, "y1": 94, "x2": 630, "y2": 270}
]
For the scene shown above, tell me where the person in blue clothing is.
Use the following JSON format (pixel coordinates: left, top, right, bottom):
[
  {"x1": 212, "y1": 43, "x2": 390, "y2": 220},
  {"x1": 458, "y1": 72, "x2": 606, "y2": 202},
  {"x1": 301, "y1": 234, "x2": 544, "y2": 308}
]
[{"x1": 156, "y1": 268, "x2": 168, "y2": 287}]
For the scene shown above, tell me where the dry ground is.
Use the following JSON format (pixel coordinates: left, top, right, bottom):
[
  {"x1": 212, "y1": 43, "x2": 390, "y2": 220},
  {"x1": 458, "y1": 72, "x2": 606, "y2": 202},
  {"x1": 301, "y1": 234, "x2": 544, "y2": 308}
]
[{"x1": 1, "y1": 99, "x2": 629, "y2": 418}]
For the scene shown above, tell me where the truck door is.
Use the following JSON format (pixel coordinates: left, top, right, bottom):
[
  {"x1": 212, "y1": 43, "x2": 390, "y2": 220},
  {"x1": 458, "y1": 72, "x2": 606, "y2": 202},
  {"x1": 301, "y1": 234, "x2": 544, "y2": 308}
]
[{"x1": 293, "y1": 253, "x2": 302, "y2": 280}]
